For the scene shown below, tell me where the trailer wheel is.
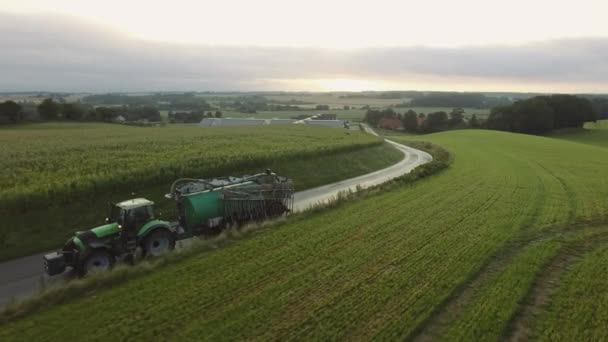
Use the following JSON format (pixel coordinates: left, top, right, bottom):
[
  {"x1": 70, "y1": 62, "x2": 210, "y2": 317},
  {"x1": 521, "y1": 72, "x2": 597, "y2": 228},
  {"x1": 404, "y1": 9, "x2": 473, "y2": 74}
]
[
  {"x1": 143, "y1": 229, "x2": 175, "y2": 257},
  {"x1": 266, "y1": 201, "x2": 287, "y2": 217},
  {"x1": 80, "y1": 249, "x2": 114, "y2": 276}
]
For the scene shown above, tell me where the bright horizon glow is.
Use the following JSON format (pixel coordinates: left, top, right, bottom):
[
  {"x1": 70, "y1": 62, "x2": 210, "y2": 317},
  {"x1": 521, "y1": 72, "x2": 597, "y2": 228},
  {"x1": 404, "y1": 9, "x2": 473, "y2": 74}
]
[
  {"x1": 276, "y1": 78, "x2": 608, "y2": 94},
  {"x1": 4, "y1": 0, "x2": 608, "y2": 48},
  {"x1": 2, "y1": 1, "x2": 608, "y2": 93}
]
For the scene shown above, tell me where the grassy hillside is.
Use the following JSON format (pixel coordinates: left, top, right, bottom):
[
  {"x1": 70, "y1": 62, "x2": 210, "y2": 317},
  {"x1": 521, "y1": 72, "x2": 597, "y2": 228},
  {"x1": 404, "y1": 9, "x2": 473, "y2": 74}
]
[
  {"x1": 0, "y1": 123, "x2": 400, "y2": 261},
  {"x1": 551, "y1": 119, "x2": 608, "y2": 147},
  {"x1": 2, "y1": 129, "x2": 608, "y2": 340}
]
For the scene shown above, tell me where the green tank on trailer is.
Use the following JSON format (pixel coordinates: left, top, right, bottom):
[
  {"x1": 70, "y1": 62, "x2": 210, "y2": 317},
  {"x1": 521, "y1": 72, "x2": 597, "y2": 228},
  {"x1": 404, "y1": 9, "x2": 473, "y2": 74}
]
[
  {"x1": 43, "y1": 170, "x2": 294, "y2": 277},
  {"x1": 181, "y1": 188, "x2": 224, "y2": 232},
  {"x1": 167, "y1": 170, "x2": 294, "y2": 237}
]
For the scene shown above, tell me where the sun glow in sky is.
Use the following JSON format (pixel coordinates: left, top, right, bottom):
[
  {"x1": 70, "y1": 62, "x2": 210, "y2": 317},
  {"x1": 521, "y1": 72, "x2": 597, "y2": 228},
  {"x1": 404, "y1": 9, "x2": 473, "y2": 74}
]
[
  {"x1": 5, "y1": 0, "x2": 608, "y2": 48},
  {"x1": 2, "y1": 0, "x2": 608, "y2": 92}
]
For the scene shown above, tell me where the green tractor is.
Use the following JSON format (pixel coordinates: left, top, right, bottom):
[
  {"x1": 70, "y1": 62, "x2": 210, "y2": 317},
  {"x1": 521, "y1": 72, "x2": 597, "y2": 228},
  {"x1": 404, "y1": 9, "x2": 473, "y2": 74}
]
[
  {"x1": 44, "y1": 198, "x2": 176, "y2": 276},
  {"x1": 44, "y1": 171, "x2": 294, "y2": 276}
]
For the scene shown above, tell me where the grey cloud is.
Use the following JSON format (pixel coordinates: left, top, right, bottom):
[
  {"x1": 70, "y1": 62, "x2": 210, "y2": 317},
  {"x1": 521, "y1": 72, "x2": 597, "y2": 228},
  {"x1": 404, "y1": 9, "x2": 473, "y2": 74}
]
[{"x1": 1, "y1": 13, "x2": 608, "y2": 91}]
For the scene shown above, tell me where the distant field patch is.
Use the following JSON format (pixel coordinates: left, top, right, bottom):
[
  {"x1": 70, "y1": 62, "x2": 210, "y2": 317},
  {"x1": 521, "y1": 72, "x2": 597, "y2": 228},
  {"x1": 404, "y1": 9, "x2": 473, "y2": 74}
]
[
  {"x1": 221, "y1": 109, "x2": 367, "y2": 121},
  {"x1": 265, "y1": 94, "x2": 409, "y2": 107}
]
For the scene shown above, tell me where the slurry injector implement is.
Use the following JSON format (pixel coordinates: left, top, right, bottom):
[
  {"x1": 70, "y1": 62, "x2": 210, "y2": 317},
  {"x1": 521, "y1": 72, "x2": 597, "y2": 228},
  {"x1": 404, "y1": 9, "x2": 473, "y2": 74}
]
[{"x1": 44, "y1": 170, "x2": 294, "y2": 276}]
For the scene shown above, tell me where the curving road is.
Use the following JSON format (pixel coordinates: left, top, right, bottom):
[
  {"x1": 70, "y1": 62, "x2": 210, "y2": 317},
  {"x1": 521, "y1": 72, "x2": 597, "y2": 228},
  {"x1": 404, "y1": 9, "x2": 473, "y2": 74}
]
[
  {"x1": 294, "y1": 139, "x2": 432, "y2": 211},
  {"x1": 0, "y1": 131, "x2": 432, "y2": 307}
]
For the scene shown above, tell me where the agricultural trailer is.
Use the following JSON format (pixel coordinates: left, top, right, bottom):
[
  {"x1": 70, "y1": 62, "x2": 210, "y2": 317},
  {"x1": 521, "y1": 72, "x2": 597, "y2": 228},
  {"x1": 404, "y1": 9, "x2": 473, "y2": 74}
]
[{"x1": 43, "y1": 170, "x2": 294, "y2": 276}]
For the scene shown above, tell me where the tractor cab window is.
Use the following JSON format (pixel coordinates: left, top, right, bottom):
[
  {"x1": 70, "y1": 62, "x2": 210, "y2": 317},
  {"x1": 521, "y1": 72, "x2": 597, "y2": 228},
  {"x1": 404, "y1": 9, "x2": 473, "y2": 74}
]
[
  {"x1": 108, "y1": 205, "x2": 125, "y2": 224},
  {"x1": 132, "y1": 206, "x2": 151, "y2": 221},
  {"x1": 124, "y1": 205, "x2": 154, "y2": 231}
]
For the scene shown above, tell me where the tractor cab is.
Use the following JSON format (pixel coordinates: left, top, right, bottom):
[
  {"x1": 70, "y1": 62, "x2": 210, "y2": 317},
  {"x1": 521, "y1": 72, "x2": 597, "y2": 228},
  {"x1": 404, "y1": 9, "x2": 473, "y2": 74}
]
[{"x1": 107, "y1": 198, "x2": 156, "y2": 231}]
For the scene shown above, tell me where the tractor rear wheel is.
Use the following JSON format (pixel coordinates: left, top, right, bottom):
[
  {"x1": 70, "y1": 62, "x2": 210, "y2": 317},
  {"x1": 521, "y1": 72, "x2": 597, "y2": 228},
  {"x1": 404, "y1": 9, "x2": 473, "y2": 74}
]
[
  {"x1": 80, "y1": 249, "x2": 114, "y2": 276},
  {"x1": 142, "y1": 229, "x2": 175, "y2": 257}
]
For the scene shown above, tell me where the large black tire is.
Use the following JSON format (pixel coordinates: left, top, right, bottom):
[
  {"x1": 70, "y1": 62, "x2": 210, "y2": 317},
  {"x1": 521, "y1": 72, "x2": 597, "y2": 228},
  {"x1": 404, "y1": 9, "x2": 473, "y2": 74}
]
[
  {"x1": 79, "y1": 249, "x2": 115, "y2": 276},
  {"x1": 266, "y1": 201, "x2": 287, "y2": 217},
  {"x1": 142, "y1": 229, "x2": 175, "y2": 257}
]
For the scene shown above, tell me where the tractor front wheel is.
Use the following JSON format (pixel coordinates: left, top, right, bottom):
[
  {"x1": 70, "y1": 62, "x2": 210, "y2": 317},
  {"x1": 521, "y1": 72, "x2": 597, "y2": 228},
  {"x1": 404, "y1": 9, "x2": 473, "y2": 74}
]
[
  {"x1": 142, "y1": 230, "x2": 175, "y2": 257},
  {"x1": 80, "y1": 249, "x2": 114, "y2": 276}
]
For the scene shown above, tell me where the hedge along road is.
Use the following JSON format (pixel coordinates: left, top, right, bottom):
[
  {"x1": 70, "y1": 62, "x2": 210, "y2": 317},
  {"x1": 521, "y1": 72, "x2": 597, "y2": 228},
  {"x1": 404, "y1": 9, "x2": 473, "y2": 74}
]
[{"x1": 0, "y1": 134, "x2": 432, "y2": 308}]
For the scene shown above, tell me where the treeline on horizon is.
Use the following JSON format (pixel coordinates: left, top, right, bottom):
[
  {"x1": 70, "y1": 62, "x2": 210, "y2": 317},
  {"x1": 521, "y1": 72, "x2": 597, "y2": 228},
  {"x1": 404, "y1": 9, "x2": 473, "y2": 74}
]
[
  {"x1": 1, "y1": 92, "x2": 608, "y2": 130},
  {"x1": 84, "y1": 93, "x2": 331, "y2": 114},
  {"x1": 486, "y1": 95, "x2": 603, "y2": 134},
  {"x1": 0, "y1": 93, "x2": 336, "y2": 125},
  {"x1": 364, "y1": 107, "x2": 476, "y2": 133},
  {"x1": 364, "y1": 94, "x2": 608, "y2": 135},
  {"x1": 0, "y1": 99, "x2": 230, "y2": 125},
  {"x1": 0, "y1": 99, "x2": 164, "y2": 123}
]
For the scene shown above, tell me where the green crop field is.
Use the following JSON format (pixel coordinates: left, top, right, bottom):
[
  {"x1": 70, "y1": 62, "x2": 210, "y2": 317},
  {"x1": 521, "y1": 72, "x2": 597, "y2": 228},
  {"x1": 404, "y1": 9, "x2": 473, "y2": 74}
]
[
  {"x1": 0, "y1": 123, "x2": 401, "y2": 261},
  {"x1": 531, "y1": 245, "x2": 608, "y2": 341},
  {"x1": 3, "y1": 128, "x2": 608, "y2": 340}
]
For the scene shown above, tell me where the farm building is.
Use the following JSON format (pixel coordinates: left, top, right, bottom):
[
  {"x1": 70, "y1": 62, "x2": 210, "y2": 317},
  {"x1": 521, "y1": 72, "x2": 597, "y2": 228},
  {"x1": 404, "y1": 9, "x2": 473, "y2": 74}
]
[{"x1": 378, "y1": 118, "x2": 402, "y2": 130}]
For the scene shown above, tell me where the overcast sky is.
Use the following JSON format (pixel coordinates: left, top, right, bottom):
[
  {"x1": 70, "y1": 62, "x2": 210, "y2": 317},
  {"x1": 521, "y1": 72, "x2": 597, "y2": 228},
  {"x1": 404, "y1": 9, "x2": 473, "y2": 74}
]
[{"x1": 2, "y1": 0, "x2": 608, "y2": 93}]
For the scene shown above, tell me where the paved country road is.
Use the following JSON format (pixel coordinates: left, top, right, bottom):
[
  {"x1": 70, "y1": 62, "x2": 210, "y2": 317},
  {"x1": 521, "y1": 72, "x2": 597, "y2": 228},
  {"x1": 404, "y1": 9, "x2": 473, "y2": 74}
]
[{"x1": 0, "y1": 134, "x2": 432, "y2": 307}]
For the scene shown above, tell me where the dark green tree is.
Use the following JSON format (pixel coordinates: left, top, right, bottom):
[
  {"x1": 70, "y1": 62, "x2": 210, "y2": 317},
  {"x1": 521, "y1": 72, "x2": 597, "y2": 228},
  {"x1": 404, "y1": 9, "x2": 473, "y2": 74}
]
[
  {"x1": 488, "y1": 98, "x2": 554, "y2": 134},
  {"x1": 37, "y1": 98, "x2": 59, "y2": 120},
  {"x1": 0, "y1": 100, "x2": 23, "y2": 123},
  {"x1": 469, "y1": 114, "x2": 479, "y2": 128},
  {"x1": 402, "y1": 110, "x2": 418, "y2": 132},
  {"x1": 363, "y1": 108, "x2": 397, "y2": 127},
  {"x1": 448, "y1": 108, "x2": 465, "y2": 127},
  {"x1": 61, "y1": 103, "x2": 85, "y2": 120},
  {"x1": 420, "y1": 111, "x2": 448, "y2": 133},
  {"x1": 95, "y1": 107, "x2": 120, "y2": 122},
  {"x1": 540, "y1": 95, "x2": 596, "y2": 129}
]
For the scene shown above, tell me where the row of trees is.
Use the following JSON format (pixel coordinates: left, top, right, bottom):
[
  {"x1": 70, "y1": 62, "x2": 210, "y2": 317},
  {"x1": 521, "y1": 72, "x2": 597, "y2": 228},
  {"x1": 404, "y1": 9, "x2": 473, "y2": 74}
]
[
  {"x1": 1, "y1": 98, "x2": 222, "y2": 125},
  {"x1": 364, "y1": 107, "x2": 478, "y2": 133},
  {"x1": 36, "y1": 98, "x2": 162, "y2": 122},
  {"x1": 83, "y1": 93, "x2": 213, "y2": 112},
  {"x1": 487, "y1": 95, "x2": 596, "y2": 134}
]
